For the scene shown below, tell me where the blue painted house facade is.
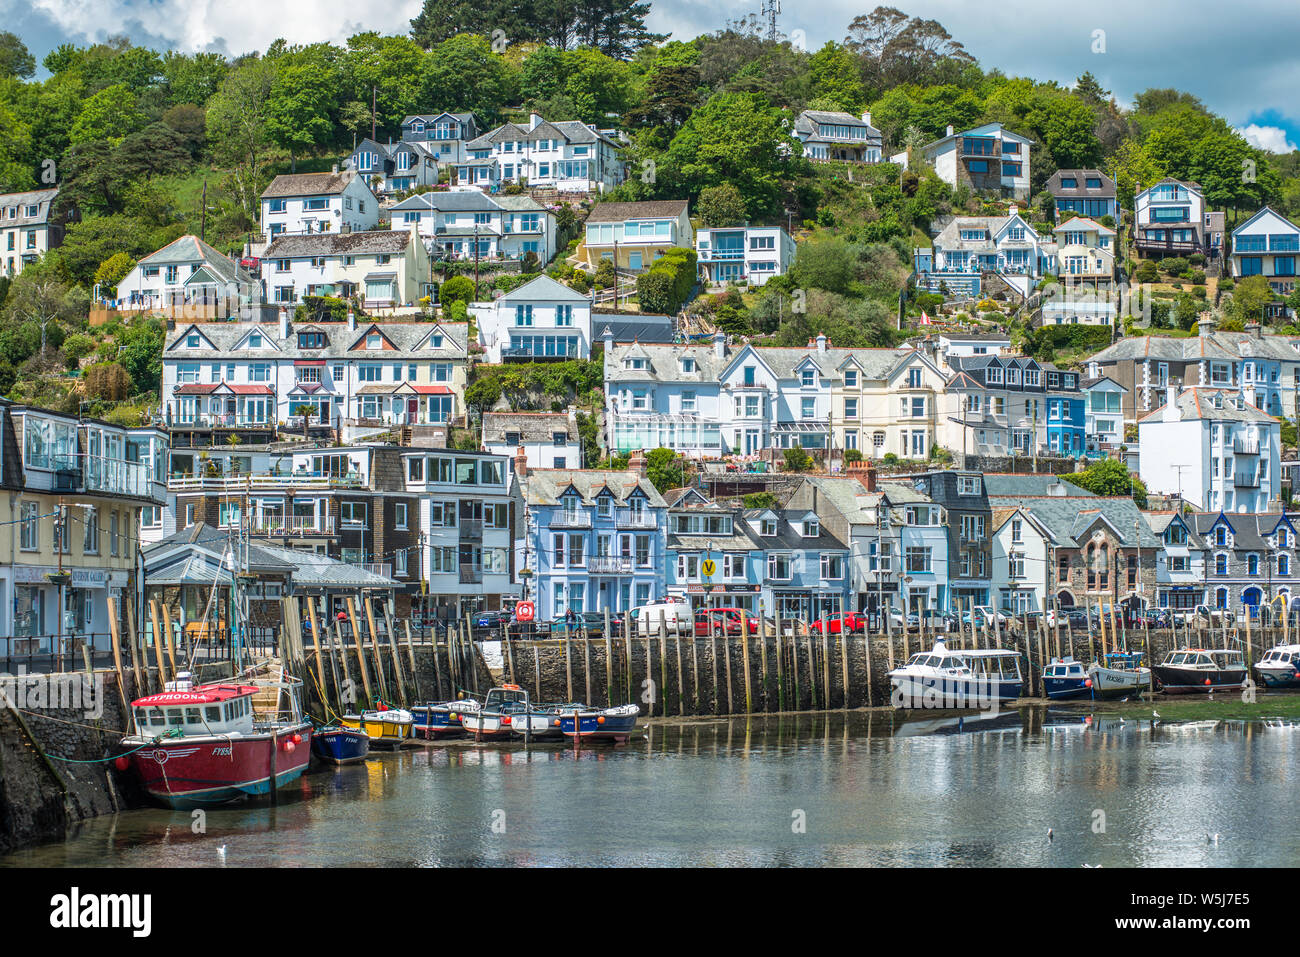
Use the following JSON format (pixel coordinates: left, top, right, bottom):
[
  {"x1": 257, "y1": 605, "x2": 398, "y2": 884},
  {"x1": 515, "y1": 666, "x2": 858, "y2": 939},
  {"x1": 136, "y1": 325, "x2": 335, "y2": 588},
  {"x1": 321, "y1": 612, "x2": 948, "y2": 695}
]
[
  {"x1": 522, "y1": 466, "x2": 668, "y2": 620},
  {"x1": 1045, "y1": 365, "x2": 1086, "y2": 456}
]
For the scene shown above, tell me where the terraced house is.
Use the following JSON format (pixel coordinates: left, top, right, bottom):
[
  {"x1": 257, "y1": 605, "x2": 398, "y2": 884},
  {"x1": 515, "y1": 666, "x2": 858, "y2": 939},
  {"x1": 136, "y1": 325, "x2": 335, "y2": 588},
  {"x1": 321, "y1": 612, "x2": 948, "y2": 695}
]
[
  {"x1": 258, "y1": 169, "x2": 379, "y2": 239},
  {"x1": 161, "y1": 314, "x2": 468, "y2": 435},
  {"x1": 663, "y1": 487, "x2": 762, "y2": 612},
  {"x1": 401, "y1": 112, "x2": 482, "y2": 166},
  {"x1": 940, "y1": 354, "x2": 1062, "y2": 459},
  {"x1": 114, "y1": 234, "x2": 259, "y2": 316},
  {"x1": 405, "y1": 448, "x2": 521, "y2": 620},
  {"x1": 1085, "y1": 317, "x2": 1300, "y2": 423},
  {"x1": 1191, "y1": 511, "x2": 1298, "y2": 619},
  {"x1": 519, "y1": 463, "x2": 667, "y2": 621},
  {"x1": 829, "y1": 347, "x2": 947, "y2": 461},
  {"x1": 1145, "y1": 510, "x2": 1207, "y2": 615}
]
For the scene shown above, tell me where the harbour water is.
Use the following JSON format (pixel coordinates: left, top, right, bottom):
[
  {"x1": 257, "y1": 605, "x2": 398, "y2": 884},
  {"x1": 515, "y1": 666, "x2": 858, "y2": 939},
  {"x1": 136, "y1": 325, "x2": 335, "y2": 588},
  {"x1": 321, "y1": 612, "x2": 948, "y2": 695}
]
[{"x1": 5, "y1": 707, "x2": 1300, "y2": 867}]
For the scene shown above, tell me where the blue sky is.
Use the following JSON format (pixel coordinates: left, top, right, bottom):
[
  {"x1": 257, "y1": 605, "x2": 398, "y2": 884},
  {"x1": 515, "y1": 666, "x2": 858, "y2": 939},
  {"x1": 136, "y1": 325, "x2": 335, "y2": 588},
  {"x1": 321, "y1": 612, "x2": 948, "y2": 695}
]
[{"x1": 5, "y1": 0, "x2": 1298, "y2": 153}]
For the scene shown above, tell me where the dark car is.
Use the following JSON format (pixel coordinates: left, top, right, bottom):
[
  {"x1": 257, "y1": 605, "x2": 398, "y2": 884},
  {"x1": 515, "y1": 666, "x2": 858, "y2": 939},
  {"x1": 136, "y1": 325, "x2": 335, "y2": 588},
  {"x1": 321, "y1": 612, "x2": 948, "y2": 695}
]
[
  {"x1": 474, "y1": 609, "x2": 512, "y2": 630},
  {"x1": 548, "y1": 611, "x2": 621, "y2": 639}
]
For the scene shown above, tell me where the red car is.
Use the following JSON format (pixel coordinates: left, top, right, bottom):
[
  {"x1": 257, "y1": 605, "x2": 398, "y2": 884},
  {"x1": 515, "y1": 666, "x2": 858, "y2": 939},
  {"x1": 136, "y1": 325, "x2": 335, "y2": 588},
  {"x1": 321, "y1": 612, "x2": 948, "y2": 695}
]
[
  {"x1": 809, "y1": 612, "x2": 868, "y2": 635},
  {"x1": 694, "y1": 607, "x2": 760, "y2": 636}
]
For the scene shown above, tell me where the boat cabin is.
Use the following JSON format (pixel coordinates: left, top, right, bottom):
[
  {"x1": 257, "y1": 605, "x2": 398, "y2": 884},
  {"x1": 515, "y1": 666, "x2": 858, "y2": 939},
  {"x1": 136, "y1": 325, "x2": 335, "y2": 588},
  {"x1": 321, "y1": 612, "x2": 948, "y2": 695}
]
[
  {"x1": 484, "y1": 684, "x2": 530, "y2": 713},
  {"x1": 1260, "y1": 646, "x2": 1300, "y2": 666},
  {"x1": 131, "y1": 683, "x2": 259, "y2": 737},
  {"x1": 1160, "y1": 649, "x2": 1243, "y2": 669},
  {"x1": 1043, "y1": 658, "x2": 1086, "y2": 680},
  {"x1": 961, "y1": 649, "x2": 1023, "y2": 679}
]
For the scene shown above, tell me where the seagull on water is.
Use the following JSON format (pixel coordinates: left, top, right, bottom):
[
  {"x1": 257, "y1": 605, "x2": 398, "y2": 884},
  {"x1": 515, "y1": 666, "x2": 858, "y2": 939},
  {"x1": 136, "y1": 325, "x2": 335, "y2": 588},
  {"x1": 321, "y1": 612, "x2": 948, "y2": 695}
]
[
  {"x1": 1047, "y1": 828, "x2": 1054, "y2": 842},
  {"x1": 217, "y1": 844, "x2": 227, "y2": 863},
  {"x1": 1208, "y1": 833, "x2": 1220, "y2": 845}
]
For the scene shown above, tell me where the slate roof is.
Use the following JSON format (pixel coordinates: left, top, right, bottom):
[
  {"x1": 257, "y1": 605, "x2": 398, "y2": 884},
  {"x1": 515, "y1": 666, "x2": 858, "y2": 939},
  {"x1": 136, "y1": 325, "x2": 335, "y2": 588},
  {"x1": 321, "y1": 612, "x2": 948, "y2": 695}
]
[
  {"x1": 165, "y1": 320, "x2": 468, "y2": 360},
  {"x1": 1138, "y1": 386, "x2": 1280, "y2": 423},
  {"x1": 982, "y1": 473, "x2": 1096, "y2": 498},
  {"x1": 524, "y1": 468, "x2": 666, "y2": 508},
  {"x1": 1047, "y1": 169, "x2": 1117, "y2": 198},
  {"x1": 465, "y1": 118, "x2": 612, "y2": 151},
  {"x1": 138, "y1": 235, "x2": 245, "y2": 284},
  {"x1": 482, "y1": 410, "x2": 576, "y2": 444},
  {"x1": 495, "y1": 275, "x2": 589, "y2": 304},
  {"x1": 262, "y1": 170, "x2": 366, "y2": 199},
  {"x1": 794, "y1": 110, "x2": 882, "y2": 146},
  {"x1": 586, "y1": 200, "x2": 688, "y2": 224},
  {"x1": 986, "y1": 494, "x2": 1161, "y2": 548},
  {"x1": 605, "y1": 342, "x2": 922, "y2": 384},
  {"x1": 391, "y1": 190, "x2": 499, "y2": 213},
  {"x1": 0, "y1": 188, "x2": 59, "y2": 226},
  {"x1": 741, "y1": 509, "x2": 848, "y2": 550},
  {"x1": 257, "y1": 544, "x2": 400, "y2": 588},
  {"x1": 262, "y1": 230, "x2": 414, "y2": 258},
  {"x1": 796, "y1": 475, "x2": 881, "y2": 524},
  {"x1": 1188, "y1": 511, "x2": 1293, "y2": 550},
  {"x1": 595, "y1": 316, "x2": 676, "y2": 344}
]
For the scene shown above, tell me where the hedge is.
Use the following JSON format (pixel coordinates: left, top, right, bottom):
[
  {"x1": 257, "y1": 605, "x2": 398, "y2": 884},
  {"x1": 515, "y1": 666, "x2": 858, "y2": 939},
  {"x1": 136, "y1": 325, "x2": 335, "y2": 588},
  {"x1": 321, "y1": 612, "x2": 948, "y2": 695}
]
[{"x1": 636, "y1": 247, "x2": 698, "y2": 314}]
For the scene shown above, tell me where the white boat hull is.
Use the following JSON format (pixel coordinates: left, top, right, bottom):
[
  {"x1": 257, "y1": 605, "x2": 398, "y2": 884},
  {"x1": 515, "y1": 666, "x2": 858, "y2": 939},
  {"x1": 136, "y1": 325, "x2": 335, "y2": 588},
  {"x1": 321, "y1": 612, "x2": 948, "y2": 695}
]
[{"x1": 1087, "y1": 664, "x2": 1151, "y2": 699}]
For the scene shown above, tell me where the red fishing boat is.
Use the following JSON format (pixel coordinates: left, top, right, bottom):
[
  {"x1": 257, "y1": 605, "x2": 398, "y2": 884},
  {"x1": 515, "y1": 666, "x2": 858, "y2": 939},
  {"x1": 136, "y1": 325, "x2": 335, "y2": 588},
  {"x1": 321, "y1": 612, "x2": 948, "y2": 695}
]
[{"x1": 118, "y1": 673, "x2": 313, "y2": 809}]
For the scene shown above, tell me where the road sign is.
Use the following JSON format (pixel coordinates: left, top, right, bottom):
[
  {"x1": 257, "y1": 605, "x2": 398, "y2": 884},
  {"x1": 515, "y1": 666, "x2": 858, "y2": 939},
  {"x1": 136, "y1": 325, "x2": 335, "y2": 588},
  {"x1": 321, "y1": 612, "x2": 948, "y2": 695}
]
[
  {"x1": 515, "y1": 601, "x2": 535, "y2": 622},
  {"x1": 700, "y1": 559, "x2": 716, "y2": 579}
]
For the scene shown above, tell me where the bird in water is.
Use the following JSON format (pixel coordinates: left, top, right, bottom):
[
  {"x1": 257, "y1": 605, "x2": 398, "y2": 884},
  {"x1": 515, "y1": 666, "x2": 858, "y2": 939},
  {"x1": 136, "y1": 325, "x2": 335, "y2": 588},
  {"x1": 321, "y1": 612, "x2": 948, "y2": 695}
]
[
  {"x1": 1207, "y1": 833, "x2": 1220, "y2": 845},
  {"x1": 1047, "y1": 828, "x2": 1054, "y2": 842},
  {"x1": 217, "y1": 844, "x2": 227, "y2": 863}
]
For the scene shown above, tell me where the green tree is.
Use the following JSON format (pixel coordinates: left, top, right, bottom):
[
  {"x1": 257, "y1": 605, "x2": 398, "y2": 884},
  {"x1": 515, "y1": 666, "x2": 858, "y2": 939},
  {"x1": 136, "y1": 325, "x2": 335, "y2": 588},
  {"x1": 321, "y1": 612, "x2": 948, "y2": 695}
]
[
  {"x1": 93, "y1": 252, "x2": 137, "y2": 295},
  {"x1": 662, "y1": 91, "x2": 795, "y2": 217},
  {"x1": 695, "y1": 182, "x2": 747, "y2": 227},
  {"x1": 206, "y1": 57, "x2": 279, "y2": 216},
  {"x1": 1228, "y1": 275, "x2": 1276, "y2": 323},
  {"x1": 70, "y1": 83, "x2": 146, "y2": 145},
  {"x1": 1061, "y1": 458, "x2": 1142, "y2": 501},
  {"x1": 0, "y1": 32, "x2": 36, "y2": 79},
  {"x1": 644, "y1": 447, "x2": 682, "y2": 493},
  {"x1": 808, "y1": 41, "x2": 866, "y2": 113},
  {"x1": 788, "y1": 236, "x2": 856, "y2": 295},
  {"x1": 783, "y1": 446, "x2": 812, "y2": 472},
  {"x1": 420, "y1": 33, "x2": 515, "y2": 126},
  {"x1": 265, "y1": 50, "x2": 342, "y2": 167},
  {"x1": 115, "y1": 317, "x2": 166, "y2": 393},
  {"x1": 438, "y1": 275, "x2": 475, "y2": 306},
  {"x1": 562, "y1": 47, "x2": 634, "y2": 126}
]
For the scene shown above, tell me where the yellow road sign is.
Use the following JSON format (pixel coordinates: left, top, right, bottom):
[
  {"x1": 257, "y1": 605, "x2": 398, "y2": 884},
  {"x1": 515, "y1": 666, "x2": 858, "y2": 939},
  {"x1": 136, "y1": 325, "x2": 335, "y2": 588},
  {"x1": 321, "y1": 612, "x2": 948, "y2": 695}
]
[{"x1": 701, "y1": 559, "x2": 716, "y2": 579}]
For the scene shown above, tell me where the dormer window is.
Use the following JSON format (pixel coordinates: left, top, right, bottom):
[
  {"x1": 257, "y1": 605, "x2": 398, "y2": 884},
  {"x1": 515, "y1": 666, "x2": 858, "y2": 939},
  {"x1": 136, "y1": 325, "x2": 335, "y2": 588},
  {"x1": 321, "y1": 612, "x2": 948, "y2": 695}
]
[
  {"x1": 761, "y1": 519, "x2": 777, "y2": 537},
  {"x1": 844, "y1": 370, "x2": 858, "y2": 387},
  {"x1": 1280, "y1": 528, "x2": 1290, "y2": 548},
  {"x1": 367, "y1": 333, "x2": 382, "y2": 349},
  {"x1": 186, "y1": 333, "x2": 200, "y2": 348},
  {"x1": 681, "y1": 357, "x2": 696, "y2": 373},
  {"x1": 1215, "y1": 526, "x2": 1228, "y2": 547},
  {"x1": 249, "y1": 332, "x2": 262, "y2": 348},
  {"x1": 801, "y1": 369, "x2": 816, "y2": 388},
  {"x1": 625, "y1": 357, "x2": 648, "y2": 370},
  {"x1": 802, "y1": 519, "x2": 819, "y2": 537}
]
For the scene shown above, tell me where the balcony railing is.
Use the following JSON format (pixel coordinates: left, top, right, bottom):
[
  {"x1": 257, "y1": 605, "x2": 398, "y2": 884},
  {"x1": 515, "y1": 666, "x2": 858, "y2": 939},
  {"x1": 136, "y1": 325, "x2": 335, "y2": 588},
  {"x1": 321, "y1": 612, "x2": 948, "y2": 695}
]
[
  {"x1": 171, "y1": 413, "x2": 275, "y2": 429},
  {"x1": 83, "y1": 456, "x2": 154, "y2": 498},
  {"x1": 550, "y1": 512, "x2": 592, "y2": 529},
  {"x1": 1234, "y1": 473, "x2": 1260, "y2": 489},
  {"x1": 616, "y1": 513, "x2": 658, "y2": 529},
  {"x1": 253, "y1": 514, "x2": 336, "y2": 535},
  {"x1": 169, "y1": 471, "x2": 365, "y2": 492},
  {"x1": 589, "y1": 557, "x2": 632, "y2": 574},
  {"x1": 1233, "y1": 440, "x2": 1260, "y2": 455},
  {"x1": 459, "y1": 567, "x2": 483, "y2": 584},
  {"x1": 458, "y1": 518, "x2": 483, "y2": 541}
]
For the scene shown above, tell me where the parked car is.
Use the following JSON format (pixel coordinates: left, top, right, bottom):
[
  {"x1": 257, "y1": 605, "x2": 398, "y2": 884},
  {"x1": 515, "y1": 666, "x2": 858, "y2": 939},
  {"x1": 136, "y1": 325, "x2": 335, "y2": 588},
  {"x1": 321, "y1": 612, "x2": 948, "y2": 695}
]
[
  {"x1": 694, "y1": 607, "x2": 761, "y2": 637},
  {"x1": 474, "y1": 609, "x2": 512, "y2": 630},
  {"x1": 809, "y1": 611, "x2": 868, "y2": 635},
  {"x1": 547, "y1": 611, "x2": 622, "y2": 639}
]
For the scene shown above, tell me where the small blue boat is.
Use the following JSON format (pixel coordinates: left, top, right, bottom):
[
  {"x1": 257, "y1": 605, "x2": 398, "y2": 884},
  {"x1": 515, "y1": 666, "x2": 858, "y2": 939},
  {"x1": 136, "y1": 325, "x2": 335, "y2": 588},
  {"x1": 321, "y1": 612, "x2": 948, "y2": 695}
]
[
  {"x1": 311, "y1": 725, "x2": 370, "y2": 764},
  {"x1": 559, "y1": 705, "x2": 640, "y2": 743},
  {"x1": 1042, "y1": 657, "x2": 1093, "y2": 700},
  {"x1": 411, "y1": 699, "x2": 482, "y2": 739}
]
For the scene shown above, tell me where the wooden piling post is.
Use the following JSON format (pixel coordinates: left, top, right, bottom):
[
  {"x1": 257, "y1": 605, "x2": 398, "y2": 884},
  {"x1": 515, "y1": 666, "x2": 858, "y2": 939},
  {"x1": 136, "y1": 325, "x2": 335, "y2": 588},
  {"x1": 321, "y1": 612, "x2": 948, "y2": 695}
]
[
  {"x1": 624, "y1": 610, "x2": 633, "y2": 706},
  {"x1": 345, "y1": 597, "x2": 372, "y2": 706},
  {"x1": 564, "y1": 627, "x2": 573, "y2": 703},
  {"x1": 709, "y1": 617, "x2": 719, "y2": 715},
  {"x1": 381, "y1": 601, "x2": 407, "y2": 706},
  {"x1": 676, "y1": 629, "x2": 685, "y2": 717},
  {"x1": 330, "y1": 619, "x2": 352, "y2": 711},
  {"x1": 306, "y1": 596, "x2": 327, "y2": 704},
  {"x1": 758, "y1": 607, "x2": 769, "y2": 712},
  {"x1": 603, "y1": 608, "x2": 613, "y2": 707},
  {"x1": 839, "y1": 617, "x2": 850, "y2": 710},
  {"x1": 125, "y1": 596, "x2": 144, "y2": 696},
  {"x1": 159, "y1": 602, "x2": 178, "y2": 679},
  {"x1": 658, "y1": 619, "x2": 669, "y2": 715},
  {"x1": 774, "y1": 605, "x2": 785, "y2": 711},
  {"x1": 106, "y1": 596, "x2": 131, "y2": 731},
  {"x1": 363, "y1": 597, "x2": 389, "y2": 702},
  {"x1": 583, "y1": 629, "x2": 592, "y2": 708},
  {"x1": 148, "y1": 599, "x2": 169, "y2": 687},
  {"x1": 805, "y1": 624, "x2": 817, "y2": 711}
]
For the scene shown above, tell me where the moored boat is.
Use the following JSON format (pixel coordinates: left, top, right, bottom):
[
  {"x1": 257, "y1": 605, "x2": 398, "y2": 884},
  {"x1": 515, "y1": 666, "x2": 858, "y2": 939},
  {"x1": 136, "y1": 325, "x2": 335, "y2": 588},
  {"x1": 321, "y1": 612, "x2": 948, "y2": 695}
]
[
  {"x1": 119, "y1": 673, "x2": 312, "y2": 809},
  {"x1": 340, "y1": 705, "x2": 414, "y2": 748},
  {"x1": 1087, "y1": 651, "x2": 1152, "y2": 700},
  {"x1": 559, "y1": 704, "x2": 640, "y2": 742},
  {"x1": 311, "y1": 725, "x2": 370, "y2": 765},
  {"x1": 1042, "y1": 657, "x2": 1093, "y2": 700},
  {"x1": 1254, "y1": 644, "x2": 1300, "y2": 689},
  {"x1": 888, "y1": 639, "x2": 1023, "y2": 709},
  {"x1": 411, "y1": 699, "x2": 482, "y2": 739},
  {"x1": 1152, "y1": 648, "x2": 1247, "y2": 694},
  {"x1": 461, "y1": 684, "x2": 530, "y2": 739}
]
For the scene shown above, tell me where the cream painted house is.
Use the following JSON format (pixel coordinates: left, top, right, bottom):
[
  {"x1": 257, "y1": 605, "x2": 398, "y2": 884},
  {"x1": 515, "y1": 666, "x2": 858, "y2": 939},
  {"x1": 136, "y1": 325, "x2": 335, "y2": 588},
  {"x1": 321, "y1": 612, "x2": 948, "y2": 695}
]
[{"x1": 831, "y1": 348, "x2": 948, "y2": 460}]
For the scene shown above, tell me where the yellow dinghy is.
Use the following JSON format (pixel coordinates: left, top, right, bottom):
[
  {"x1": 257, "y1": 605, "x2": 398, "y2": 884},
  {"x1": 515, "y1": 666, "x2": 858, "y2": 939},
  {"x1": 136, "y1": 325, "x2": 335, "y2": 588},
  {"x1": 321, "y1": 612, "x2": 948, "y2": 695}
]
[{"x1": 340, "y1": 707, "x2": 414, "y2": 748}]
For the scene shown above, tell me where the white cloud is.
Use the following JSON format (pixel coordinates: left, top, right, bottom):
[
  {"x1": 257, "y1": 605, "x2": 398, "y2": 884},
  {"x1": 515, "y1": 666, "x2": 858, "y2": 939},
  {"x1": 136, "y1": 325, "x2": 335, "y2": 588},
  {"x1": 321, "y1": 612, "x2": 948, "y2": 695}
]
[
  {"x1": 1237, "y1": 124, "x2": 1298, "y2": 155},
  {"x1": 28, "y1": 0, "x2": 421, "y2": 53}
]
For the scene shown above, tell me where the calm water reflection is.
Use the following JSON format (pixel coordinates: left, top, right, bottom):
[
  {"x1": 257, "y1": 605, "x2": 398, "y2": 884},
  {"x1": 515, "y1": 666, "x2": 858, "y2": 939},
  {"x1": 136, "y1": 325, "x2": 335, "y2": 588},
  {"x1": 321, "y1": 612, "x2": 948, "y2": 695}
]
[{"x1": 6, "y1": 709, "x2": 1300, "y2": 867}]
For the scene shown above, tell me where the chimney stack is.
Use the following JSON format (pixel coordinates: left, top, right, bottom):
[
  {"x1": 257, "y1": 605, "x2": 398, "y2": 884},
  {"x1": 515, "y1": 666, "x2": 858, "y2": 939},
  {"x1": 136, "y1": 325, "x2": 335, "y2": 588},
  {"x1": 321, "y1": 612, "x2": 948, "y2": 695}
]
[
  {"x1": 279, "y1": 305, "x2": 290, "y2": 339},
  {"x1": 1245, "y1": 321, "x2": 1263, "y2": 339},
  {"x1": 514, "y1": 445, "x2": 529, "y2": 480},
  {"x1": 347, "y1": 308, "x2": 357, "y2": 331},
  {"x1": 861, "y1": 111, "x2": 873, "y2": 128},
  {"x1": 1198, "y1": 312, "x2": 1216, "y2": 337},
  {"x1": 713, "y1": 331, "x2": 726, "y2": 360},
  {"x1": 530, "y1": 112, "x2": 543, "y2": 130},
  {"x1": 1162, "y1": 384, "x2": 1181, "y2": 422},
  {"x1": 332, "y1": 163, "x2": 339, "y2": 175},
  {"x1": 863, "y1": 460, "x2": 878, "y2": 492},
  {"x1": 629, "y1": 449, "x2": 648, "y2": 478},
  {"x1": 816, "y1": 333, "x2": 828, "y2": 354},
  {"x1": 946, "y1": 124, "x2": 954, "y2": 137}
]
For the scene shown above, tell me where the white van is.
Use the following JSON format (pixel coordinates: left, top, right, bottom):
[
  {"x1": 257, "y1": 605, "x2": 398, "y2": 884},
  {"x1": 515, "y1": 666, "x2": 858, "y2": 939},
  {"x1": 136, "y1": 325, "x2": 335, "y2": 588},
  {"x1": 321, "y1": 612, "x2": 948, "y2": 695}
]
[{"x1": 635, "y1": 599, "x2": 693, "y2": 637}]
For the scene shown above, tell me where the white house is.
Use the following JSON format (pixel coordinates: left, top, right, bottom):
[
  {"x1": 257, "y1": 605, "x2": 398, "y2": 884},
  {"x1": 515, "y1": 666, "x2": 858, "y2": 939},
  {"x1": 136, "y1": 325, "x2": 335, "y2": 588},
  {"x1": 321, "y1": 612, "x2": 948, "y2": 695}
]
[
  {"x1": 161, "y1": 315, "x2": 469, "y2": 431},
  {"x1": 793, "y1": 110, "x2": 883, "y2": 163},
  {"x1": 1230, "y1": 206, "x2": 1300, "y2": 308},
  {"x1": 389, "y1": 189, "x2": 556, "y2": 264},
  {"x1": 991, "y1": 506, "x2": 1051, "y2": 616},
  {"x1": 1137, "y1": 385, "x2": 1281, "y2": 513},
  {"x1": 483, "y1": 410, "x2": 582, "y2": 470},
  {"x1": 346, "y1": 138, "x2": 440, "y2": 195},
  {"x1": 696, "y1": 225, "x2": 796, "y2": 287},
  {"x1": 259, "y1": 169, "x2": 379, "y2": 241},
  {"x1": 580, "y1": 200, "x2": 693, "y2": 271},
  {"x1": 914, "y1": 209, "x2": 1054, "y2": 299},
  {"x1": 260, "y1": 229, "x2": 432, "y2": 309},
  {"x1": 916, "y1": 123, "x2": 1032, "y2": 199},
  {"x1": 470, "y1": 274, "x2": 593, "y2": 362},
  {"x1": 0, "y1": 188, "x2": 62, "y2": 278},
  {"x1": 458, "y1": 113, "x2": 624, "y2": 194},
  {"x1": 115, "y1": 235, "x2": 258, "y2": 314}
]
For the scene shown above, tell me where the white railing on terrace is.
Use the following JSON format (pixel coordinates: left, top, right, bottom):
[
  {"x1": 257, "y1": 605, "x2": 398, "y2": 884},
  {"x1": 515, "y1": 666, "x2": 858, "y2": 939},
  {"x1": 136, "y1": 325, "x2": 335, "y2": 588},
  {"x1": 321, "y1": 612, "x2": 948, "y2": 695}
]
[{"x1": 169, "y1": 471, "x2": 366, "y2": 491}]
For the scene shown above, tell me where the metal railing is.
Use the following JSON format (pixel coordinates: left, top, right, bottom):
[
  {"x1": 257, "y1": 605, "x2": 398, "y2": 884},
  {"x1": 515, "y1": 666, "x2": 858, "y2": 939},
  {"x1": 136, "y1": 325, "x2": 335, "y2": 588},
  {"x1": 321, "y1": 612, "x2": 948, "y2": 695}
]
[
  {"x1": 549, "y1": 512, "x2": 592, "y2": 529},
  {"x1": 169, "y1": 472, "x2": 366, "y2": 491},
  {"x1": 253, "y1": 514, "x2": 336, "y2": 535},
  {"x1": 616, "y1": 514, "x2": 658, "y2": 529},
  {"x1": 589, "y1": 557, "x2": 632, "y2": 574}
]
